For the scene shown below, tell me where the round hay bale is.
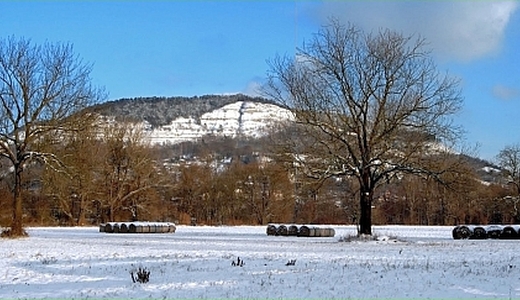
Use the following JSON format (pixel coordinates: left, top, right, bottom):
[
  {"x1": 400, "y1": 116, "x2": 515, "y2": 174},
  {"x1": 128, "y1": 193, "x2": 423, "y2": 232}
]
[
  {"x1": 104, "y1": 223, "x2": 113, "y2": 233},
  {"x1": 266, "y1": 224, "x2": 277, "y2": 236},
  {"x1": 120, "y1": 223, "x2": 129, "y2": 233},
  {"x1": 277, "y1": 225, "x2": 288, "y2": 236},
  {"x1": 500, "y1": 226, "x2": 519, "y2": 239},
  {"x1": 99, "y1": 224, "x2": 106, "y2": 233},
  {"x1": 141, "y1": 224, "x2": 150, "y2": 233},
  {"x1": 452, "y1": 226, "x2": 462, "y2": 239},
  {"x1": 168, "y1": 224, "x2": 176, "y2": 233},
  {"x1": 161, "y1": 224, "x2": 169, "y2": 233},
  {"x1": 298, "y1": 225, "x2": 310, "y2": 237},
  {"x1": 112, "y1": 223, "x2": 120, "y2": 233},
  {"x1": 321, "y1": 228, "x2": 335, "y2": 237},
  {"x1": 458, "y1": 225, "x2": 472, "y2": 239},
  {"x1": 486, "y1": 225, "x2": 503, "y2": 239},
  {"x1": 308, "y1": 227, "x2": 318, "y2": 237},
  {"x1": 155, "y1": 224, "x2": 163, "y2": 233},
  {"x1": 315, "y1": 227, "x2": 324, "y2": 237},
  {"x1": 129, "y1": 223, "x2": 137, "y2": 233},
  {"x1": 288, "y1": 225, "x2": 299, "y2": 236},
  {"x1": 472, "y1": 226, "x2": 487, "y2": 239}
]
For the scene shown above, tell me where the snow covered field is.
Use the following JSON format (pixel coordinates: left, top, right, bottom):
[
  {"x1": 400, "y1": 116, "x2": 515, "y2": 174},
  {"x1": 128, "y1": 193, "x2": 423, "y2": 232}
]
[{"x1": 1, "y1": 225, "x2": 519, "y2": 299}]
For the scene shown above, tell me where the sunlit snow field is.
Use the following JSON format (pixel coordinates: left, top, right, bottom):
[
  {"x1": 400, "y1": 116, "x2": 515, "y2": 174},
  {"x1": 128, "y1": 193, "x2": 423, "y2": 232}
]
[{"x1": 1, "y1": 225, "x2": 519, "y2": 299}]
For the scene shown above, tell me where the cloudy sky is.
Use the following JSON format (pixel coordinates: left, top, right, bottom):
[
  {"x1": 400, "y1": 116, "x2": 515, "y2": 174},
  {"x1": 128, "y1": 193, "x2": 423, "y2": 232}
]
[{"x1": 2, "y1": 1, "x2": 519, "y2": 160}]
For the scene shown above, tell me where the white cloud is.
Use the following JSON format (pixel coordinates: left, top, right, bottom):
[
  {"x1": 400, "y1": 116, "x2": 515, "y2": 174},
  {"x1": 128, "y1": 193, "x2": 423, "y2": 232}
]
[{"x1": 315, "y1": 1, "x2": 518, "y2": 62}]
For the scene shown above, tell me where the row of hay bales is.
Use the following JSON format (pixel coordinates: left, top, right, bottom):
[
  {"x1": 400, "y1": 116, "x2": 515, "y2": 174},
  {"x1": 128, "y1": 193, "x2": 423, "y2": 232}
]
[
  {"x1": 266, "y1": 224, "x2": 335, "y2": 237},
  {"x1": 100, "y1": 222, "x2": 176, "y2": 234},
  {"x1": 452, "y1": 224, "x2": 520, "y2": 239}
]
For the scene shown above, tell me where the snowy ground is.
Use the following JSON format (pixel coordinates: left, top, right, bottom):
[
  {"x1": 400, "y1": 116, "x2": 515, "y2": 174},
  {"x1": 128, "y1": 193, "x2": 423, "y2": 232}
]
[{"x1": 1, "y1": 225, "x2": 519, "y2": 299}]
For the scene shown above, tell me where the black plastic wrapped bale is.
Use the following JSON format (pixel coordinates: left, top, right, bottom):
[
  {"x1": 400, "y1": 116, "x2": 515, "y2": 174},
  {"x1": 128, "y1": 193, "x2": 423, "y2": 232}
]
[
  {"x1": 472, "y1": 226, "x2": 487, "y2": 239},
  {"x1": 276, "y1": 225, "x2": 288, "y2": 236},
  {"x1": 128, "y1": 223, "x2": 138, "y2": 233},
  {"x1": 452, "y1": 226, "x2": 462, "y2": 239},
  {"x1": 99, "y1": 224, "x2": 106, "y2": 233},
  {"x1": 500, "y1": 226, "x2": 519, "y2": 239},
  {"x1": 288, "y1": 225, "x2": 299, "y2": 236},
  {"x1": 120, "y1": 223, "x2": 129, "y2": 233},
  {"x1": 266, "y1": 224, "x2": 277, "y2": 236},
  {"x1": 104, "y1": 223, "x2": 113, "y2": 233},
  {"x1": 298, "y1": 225, "x2": 311, "y2": 237},
  {"x1": 298, "y1": 225, "x2": 318, "y2": 237},
  {"x1": 486, "y1": 225, "x2": 503, "y2": 239},
  {"x1": 458, "y1": 225, "x2": 472, "y2": 239}
]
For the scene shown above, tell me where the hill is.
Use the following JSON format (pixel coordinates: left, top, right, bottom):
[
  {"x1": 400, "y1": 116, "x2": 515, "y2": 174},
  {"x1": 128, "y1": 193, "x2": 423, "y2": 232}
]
[
  {"x1": 89, "y1": 94, "x2": 502, "y2": 184},
  {"x1": 90, "y1": 94, "x2": 292, "y2": 144}
]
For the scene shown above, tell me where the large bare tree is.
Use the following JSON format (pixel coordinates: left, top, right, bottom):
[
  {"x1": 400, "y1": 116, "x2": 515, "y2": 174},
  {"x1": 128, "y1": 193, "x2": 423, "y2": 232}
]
[
  {"x1": 0, "y1": 37, "x2": 103, "y2": 237},
  {"x1": 265, "y1": 21, "x2": 463, "y2": 235}
]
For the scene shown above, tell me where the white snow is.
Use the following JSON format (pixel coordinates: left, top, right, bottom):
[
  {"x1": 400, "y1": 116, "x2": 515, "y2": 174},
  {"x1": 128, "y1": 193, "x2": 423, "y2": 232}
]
[
  {"x1": 1, "y1": 225, "x2": 519, "y2": 298},
  {"x1": 144, "y1": 101, "x2": 293, "y2": 145}
]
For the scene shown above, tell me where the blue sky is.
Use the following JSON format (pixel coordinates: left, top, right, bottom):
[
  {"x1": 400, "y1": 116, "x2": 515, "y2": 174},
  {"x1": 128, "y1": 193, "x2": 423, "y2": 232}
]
[{"x1": 2, "y1": 1, "x2": 519, "y2": 160}]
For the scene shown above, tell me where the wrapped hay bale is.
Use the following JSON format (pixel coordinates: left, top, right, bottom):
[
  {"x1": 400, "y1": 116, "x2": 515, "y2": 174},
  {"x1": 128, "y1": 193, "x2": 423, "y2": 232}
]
[
  {"x1": 120, "y1": 223, "x2": 129, "y2": 233},
  {"x1": 104, "y1": 223, "x2": 114, "y2": 233},
  {"x1": 323, "y1": 227, "x2": 335, "y2": 237},
  {"x1": 141, "y1": 224, "x2": 151, "y2": 233},
  {"x1": 457, "y1": 225, "x2": 473, "y2": 239},
  {"x1": 160, "y1": 224, "x2": 169, "y2": 233},
  {"x1": 452, "y1": 226, "x2": 462, "y2": 239},
  {"x1": 288, "y1": 225, "x2": 299, "y2": 236},
  {"x1": 276, "y1": 225, "x2": 288, "y2": 236},
  {"x1": 298, "y1": 225, "x2": 318, "y2": 237},
  {"x1": 128, "y1": 223, "x2": 138, "y2": 233},
  {"x1": 500, "y1": 225, "x2": 519, "y2": 239},
  {"x1": 99, "y1": 224, "x2": 106, "y2": 233},
  {"x1": 471, "y1": 226, "x2": 487, "y2": 239},
  {"x1": 266, "y1": 224, "x2": 277, "y2": 236},
  {"x1": 486, "y1": 225, "x2": 503, "y2": 239}
]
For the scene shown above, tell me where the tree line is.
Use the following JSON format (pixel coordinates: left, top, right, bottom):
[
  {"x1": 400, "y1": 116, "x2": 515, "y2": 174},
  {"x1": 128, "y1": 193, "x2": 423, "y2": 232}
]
[{"x1": 1, "y1": 127, "x2": 519, "y2": 230}]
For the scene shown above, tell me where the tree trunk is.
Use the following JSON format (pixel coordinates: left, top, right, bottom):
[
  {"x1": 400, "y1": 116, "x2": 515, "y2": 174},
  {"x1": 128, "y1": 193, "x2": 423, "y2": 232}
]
[
  {"x1": 358, "y1": 168, "x2": 372, "y2": 236},
  {"x1": 359, "y1": 189, "x2": 372, "y2": 235},
  {"x1": 9, "y1": 165, "x2": 26, "y2": 237}
]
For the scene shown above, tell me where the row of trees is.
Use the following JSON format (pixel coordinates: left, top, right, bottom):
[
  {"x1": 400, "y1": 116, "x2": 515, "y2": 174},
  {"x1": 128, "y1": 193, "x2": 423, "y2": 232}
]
[{"x1": 1, "y1": 129, "x2": 519, "y2": 227}]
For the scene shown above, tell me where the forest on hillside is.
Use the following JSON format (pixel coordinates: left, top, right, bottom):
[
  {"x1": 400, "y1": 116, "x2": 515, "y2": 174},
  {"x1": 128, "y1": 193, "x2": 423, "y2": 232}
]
[{"x1": 90, "y1": 94, "x2": 275, "y2": 128}]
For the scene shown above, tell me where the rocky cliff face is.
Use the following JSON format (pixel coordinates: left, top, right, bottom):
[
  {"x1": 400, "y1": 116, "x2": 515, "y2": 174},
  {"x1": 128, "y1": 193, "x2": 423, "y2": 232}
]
[{"x1": 143, "y1": 100, "x2": 292, "y2": 145}]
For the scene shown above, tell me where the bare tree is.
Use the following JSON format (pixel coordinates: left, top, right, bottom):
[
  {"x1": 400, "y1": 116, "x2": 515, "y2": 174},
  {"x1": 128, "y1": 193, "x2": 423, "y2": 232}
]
[
  {"x1": 96, "y1": 121, "x2": 163, "y2": 222},
  {"x1": 0, "y1": 37, "x2": 103, "y2": 237},
  {"x1": 497, "y1": 144, "x2": 520, "y2": 195},
  {"x1": 496, "y1": 144, "x2": 520, "y2": 221},
  {"x1": 265, "y1": 21, "x2": 463, "y2": 235},
  {"x1": 41, "y1": 124, "x2": 103, "y2": 226}
]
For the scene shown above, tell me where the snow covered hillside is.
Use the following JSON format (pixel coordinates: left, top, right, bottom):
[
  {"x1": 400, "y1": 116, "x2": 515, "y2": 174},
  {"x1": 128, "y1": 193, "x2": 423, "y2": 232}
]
[
  {"x1": 2, "y1": 225, "x2": 519, "y2": 299},
  {"x1": 144, "y1": 101, "x2": 293, "y2": 145}
]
